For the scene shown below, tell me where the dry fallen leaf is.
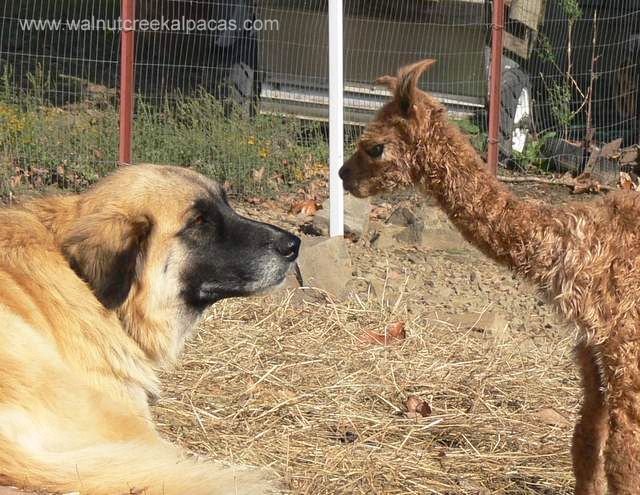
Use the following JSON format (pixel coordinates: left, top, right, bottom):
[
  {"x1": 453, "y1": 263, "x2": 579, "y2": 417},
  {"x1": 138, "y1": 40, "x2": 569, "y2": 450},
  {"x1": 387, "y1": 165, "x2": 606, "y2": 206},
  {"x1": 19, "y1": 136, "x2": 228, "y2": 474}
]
[
  {"x1": 358, "y1": 331, "x2": 388, "y2": 345},
  {"x1": 290, "y1": 199, "x2": 318, "y2": 216},
  {"x1": 620, "y1": 171, "x2": 636, "y2": 191},
  {"x1": 572, "y1": 172, "x2": 601, "y2": 194},
  {"x1": 387, "y1": 321, "x2": 406, "y2": 338},
  {"x1": 404, "y1": 395, "x2": 432, "y2": 418},
  {"x1": 358, "y1": 321, "x2": 406, "y2": 345}
]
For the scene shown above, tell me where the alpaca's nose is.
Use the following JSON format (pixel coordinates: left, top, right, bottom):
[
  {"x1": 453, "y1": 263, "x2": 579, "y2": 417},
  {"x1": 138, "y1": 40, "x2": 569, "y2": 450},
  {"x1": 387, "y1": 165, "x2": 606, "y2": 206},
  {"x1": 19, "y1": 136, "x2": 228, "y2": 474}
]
[{"x1": 339, "y1": 164, "x2": 352, "y2": 182}]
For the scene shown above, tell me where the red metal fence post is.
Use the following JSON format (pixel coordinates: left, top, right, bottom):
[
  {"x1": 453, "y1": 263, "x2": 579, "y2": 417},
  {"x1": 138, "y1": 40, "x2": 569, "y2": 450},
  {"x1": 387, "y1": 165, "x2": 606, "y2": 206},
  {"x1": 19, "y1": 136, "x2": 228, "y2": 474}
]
[
  {"x1": 119, "y1": 0, "x2": 135, "y2": 165},
  {"x1": 487, "y1": 0, "x2": 505, "y2": 175}
]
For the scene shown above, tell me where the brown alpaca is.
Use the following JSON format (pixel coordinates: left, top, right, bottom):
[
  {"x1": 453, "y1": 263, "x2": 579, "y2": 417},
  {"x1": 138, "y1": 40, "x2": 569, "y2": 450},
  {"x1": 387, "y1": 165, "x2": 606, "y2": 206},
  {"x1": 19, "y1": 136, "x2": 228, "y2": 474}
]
[{"x1": 339, "y1": 59, "x2": 640, "y2": 495}]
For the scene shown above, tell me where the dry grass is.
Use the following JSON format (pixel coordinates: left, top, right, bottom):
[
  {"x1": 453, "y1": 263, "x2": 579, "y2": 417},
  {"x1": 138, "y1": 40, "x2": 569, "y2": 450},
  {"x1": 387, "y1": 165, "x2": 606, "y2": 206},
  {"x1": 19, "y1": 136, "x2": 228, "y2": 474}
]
[{"x1": 153, "y1": 287, "x2": 580, "y2": 494}]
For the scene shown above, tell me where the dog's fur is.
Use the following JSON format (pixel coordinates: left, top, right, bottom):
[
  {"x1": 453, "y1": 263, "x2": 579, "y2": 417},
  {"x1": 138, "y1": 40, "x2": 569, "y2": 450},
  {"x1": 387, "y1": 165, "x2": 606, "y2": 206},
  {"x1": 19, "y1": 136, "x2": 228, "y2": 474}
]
[
  {"x1": 340, "y1": 60, "x2": 640, "y2": 495},
  {"x1": 0, "y1": 164, "x2": 300, "y2": 494}
]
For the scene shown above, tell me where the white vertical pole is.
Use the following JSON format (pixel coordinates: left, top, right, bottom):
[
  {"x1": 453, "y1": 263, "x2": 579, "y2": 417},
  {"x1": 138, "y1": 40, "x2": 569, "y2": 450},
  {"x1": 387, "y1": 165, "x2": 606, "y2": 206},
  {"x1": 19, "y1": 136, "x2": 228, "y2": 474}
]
[{"x1": 328, "y1": 0, "x2": 344, "y2": 237}]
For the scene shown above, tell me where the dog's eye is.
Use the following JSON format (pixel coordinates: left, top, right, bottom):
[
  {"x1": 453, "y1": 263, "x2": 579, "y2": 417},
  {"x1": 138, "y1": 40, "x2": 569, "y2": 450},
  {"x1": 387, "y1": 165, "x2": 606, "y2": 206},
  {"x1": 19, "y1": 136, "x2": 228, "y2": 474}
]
[
  {"x1": 367, "y1": 144, "x2": 385, "y2": 159},
  {"x1": 194, "y1": 215, "x2": 206, "y2": 225}
]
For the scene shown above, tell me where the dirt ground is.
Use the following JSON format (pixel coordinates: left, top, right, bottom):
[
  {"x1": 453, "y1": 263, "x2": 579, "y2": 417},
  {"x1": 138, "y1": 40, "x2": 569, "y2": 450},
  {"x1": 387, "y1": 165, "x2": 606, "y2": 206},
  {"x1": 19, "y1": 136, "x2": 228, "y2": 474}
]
[{"x1": 151, "y1": 181, "x2": 598, "y2": 494}]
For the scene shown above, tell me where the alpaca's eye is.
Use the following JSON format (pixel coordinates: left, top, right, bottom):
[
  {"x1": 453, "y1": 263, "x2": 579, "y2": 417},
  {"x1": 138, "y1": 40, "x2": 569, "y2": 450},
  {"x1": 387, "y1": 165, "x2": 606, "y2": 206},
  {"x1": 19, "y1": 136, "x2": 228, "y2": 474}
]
[{"x1": 367, "y1": 144, "x2": 385, "y2": 159}]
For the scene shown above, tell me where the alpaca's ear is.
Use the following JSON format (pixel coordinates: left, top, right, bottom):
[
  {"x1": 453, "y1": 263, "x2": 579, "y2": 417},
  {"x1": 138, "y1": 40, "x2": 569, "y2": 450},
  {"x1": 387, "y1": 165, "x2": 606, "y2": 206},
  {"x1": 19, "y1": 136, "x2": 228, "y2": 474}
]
[
  {"x1": 63, "y1": 210, "x2": 152, "y2": 309},
  {"x1": 374, "y1": 75, "x2": 399, "y2": 91},
  {"x1": 396, "y1": 59, "x2": 437, "y2": 115}
]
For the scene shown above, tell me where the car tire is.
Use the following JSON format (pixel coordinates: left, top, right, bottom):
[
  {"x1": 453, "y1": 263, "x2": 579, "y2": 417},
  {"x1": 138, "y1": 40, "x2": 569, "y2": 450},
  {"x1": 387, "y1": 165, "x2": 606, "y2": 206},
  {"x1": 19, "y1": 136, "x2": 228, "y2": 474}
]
[{"x1": 499, "y1": 68, "x2": 532, "y2": 158}]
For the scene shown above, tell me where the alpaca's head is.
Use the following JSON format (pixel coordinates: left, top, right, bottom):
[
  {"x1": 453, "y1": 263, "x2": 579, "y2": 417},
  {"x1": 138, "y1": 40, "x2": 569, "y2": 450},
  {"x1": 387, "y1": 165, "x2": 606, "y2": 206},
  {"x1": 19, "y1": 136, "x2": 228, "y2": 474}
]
[{"x1": 340, "y1": 59, "x2": 448, "y2": 198}]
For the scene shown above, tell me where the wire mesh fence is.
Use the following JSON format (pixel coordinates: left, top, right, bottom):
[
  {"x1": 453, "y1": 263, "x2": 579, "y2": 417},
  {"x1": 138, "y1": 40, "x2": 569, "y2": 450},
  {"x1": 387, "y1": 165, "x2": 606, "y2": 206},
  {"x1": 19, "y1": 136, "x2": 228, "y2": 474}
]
[
  {"x1": 1, "y1": 0, "x2": 639, "y2": 200},
  {"x1": 519, "y1": 0, "x2": 640, "y2": 176},
  {"x1": 0, "y1": 1, "x2": 121, "y2": 197}
]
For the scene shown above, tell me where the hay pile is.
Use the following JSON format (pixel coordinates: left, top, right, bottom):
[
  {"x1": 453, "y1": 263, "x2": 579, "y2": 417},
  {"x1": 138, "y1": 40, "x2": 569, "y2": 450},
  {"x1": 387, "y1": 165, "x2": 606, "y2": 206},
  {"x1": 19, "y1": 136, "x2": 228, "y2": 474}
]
[{"x1": 153, "y1": 288, "x2": 579, "y2": 494}]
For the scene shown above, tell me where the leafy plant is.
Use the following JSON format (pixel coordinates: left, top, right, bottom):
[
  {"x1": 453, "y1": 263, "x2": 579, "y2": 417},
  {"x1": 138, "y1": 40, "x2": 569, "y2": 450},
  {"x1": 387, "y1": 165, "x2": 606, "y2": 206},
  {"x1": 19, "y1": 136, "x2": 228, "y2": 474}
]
[
  {"x1": 560, "y1": 0, "x2": 582, "y2": 23},
  {"x1": 510, "y1": 132, "x2": 557, "y2": 171},
  {"x1": 548, "y1": 82, "x2": 573, "y2": 137},
  {"x1": 453, "y1": 117, "x2": 488, "y2": 153},
  {"x1": 534, "y1": 0, "x2": 599, "y2": 144},
  {"x1": 0, "y1": 65, "x2": 15, "y2": 104},
  {"x1": 0, "y1": 68, "x2": 328, "y2": 200}
]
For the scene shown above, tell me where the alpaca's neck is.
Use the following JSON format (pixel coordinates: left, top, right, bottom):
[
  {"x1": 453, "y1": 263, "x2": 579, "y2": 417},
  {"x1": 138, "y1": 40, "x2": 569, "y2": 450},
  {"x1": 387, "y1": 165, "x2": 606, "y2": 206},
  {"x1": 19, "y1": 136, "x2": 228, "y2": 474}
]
[{"x1": 415, "y1": 119, "x2": 557, "y2": 278}]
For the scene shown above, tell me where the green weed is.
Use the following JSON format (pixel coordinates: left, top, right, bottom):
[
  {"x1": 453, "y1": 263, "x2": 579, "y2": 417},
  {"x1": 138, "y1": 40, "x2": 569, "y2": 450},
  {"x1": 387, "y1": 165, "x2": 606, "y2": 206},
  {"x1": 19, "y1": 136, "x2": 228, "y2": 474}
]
[
  {"x1": 510, "y1": 132, "x2": 556, "y2": 172},
  {"x1": 0, "y1": 76, "x2": 328, "y2": 199}
]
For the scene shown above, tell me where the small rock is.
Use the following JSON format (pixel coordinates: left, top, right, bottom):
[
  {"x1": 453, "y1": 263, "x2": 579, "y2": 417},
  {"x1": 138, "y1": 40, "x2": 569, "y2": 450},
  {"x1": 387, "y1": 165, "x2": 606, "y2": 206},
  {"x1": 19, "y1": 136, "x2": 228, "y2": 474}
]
[
  {"x1": 406, "y1": 251, "x2": 423, "y2": 264},
  {"x1": 367, "y1": 278, "x2": 400, "y2": 306},
  {"x1": 386, "y1": 206, "x2": 419, "y2": 226},
  {"x1": 534, "y1": 407, "x2": 571, "y2": 427},
  {"x1": 444, "y1": 311, "x2": 509, "y2": 338},
  {"x1": 417, "y1": 204, "x2": 453, "y2": 230},
  {"x1": 370, "y1": 225, "x2": 405, "y2": 250},
  {"x1": 296, "y1": 236, "x2": 352, "y2": 298},
  {"x1": 584, "y1": 139, "x2": 622, "y2": 186},
  {"x1": 395, "y1": 219, "x2": 425, "y2": 245},
  {"x1": 435, "y1": 286, "x2": 454, "y2": 300},
  {"x1": 419, "y1": 229, "x2": 469, "y2": 251},
  {"x1": 303, "y1": 219, "x2": 329, "y2": 237},
  {"x1": 285, "y1": 287, "x2": 329, "y2": 306},
  {"x1": 312, "y1": 194, "x2": 370, "y2": 239},
  {"x1": 371, "y1": 209, "x2": 469, "y2": 251}
]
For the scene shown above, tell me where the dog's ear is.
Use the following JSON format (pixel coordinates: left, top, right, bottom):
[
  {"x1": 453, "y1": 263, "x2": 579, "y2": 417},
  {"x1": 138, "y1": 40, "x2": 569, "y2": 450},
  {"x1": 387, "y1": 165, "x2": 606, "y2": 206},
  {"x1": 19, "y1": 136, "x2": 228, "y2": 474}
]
[
  {"x1": 63, "y1": 210, "x2": 153, "y2": 309},
  {"x1": 396, "y1": 59, "x2": 436, "y2": 115}
]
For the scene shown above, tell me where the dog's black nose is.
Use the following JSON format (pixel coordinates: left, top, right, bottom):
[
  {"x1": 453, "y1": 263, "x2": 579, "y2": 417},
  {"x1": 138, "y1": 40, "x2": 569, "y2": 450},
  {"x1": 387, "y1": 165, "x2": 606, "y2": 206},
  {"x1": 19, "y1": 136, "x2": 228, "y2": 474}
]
[
  {"x1": 338, "y1": 165, "x2": 350, "y2": 181},
  {"x1": 274, "y1": 233, "x2": 301, "y2": 261}
]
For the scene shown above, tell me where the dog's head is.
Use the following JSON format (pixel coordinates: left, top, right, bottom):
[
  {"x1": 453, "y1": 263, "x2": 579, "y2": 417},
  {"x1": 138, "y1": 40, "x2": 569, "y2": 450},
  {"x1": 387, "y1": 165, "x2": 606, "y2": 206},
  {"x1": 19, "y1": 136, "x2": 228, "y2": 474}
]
[
  {"x1": 55, "y1": 165, "x2": 299, "y2": 361},
  {"x1": 339, "y1": 59, "x2": 446, "y2": 198}
]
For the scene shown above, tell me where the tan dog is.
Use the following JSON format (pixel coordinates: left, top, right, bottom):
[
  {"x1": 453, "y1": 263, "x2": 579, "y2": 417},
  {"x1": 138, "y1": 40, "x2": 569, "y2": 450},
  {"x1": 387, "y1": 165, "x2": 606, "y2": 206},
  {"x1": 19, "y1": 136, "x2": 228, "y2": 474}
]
[
  {"x1": 341, "y1": 60, "x2": 640, "y2": 494},
  {"x1": 0, "y1": 164, "x2": 299, "y2": 494}
]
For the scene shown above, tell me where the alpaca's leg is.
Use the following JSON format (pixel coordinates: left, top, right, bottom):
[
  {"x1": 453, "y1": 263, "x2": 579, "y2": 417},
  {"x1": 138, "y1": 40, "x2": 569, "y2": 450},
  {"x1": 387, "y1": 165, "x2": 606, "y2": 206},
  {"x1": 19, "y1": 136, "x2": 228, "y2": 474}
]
[
  {"x1": 601, "y1": 337, "x2": 640, "y2": 495},
  {"x1": 572, "y1": 342, "x2": 608, "y2": 495}
]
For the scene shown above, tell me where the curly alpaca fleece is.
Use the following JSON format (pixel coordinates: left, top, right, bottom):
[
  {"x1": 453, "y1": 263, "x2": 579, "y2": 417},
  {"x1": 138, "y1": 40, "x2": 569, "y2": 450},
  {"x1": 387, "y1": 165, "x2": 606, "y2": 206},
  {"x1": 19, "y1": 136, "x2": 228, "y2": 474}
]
[{"x1": 340, "y1": 59, "x2": 640, "y2": 495}]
